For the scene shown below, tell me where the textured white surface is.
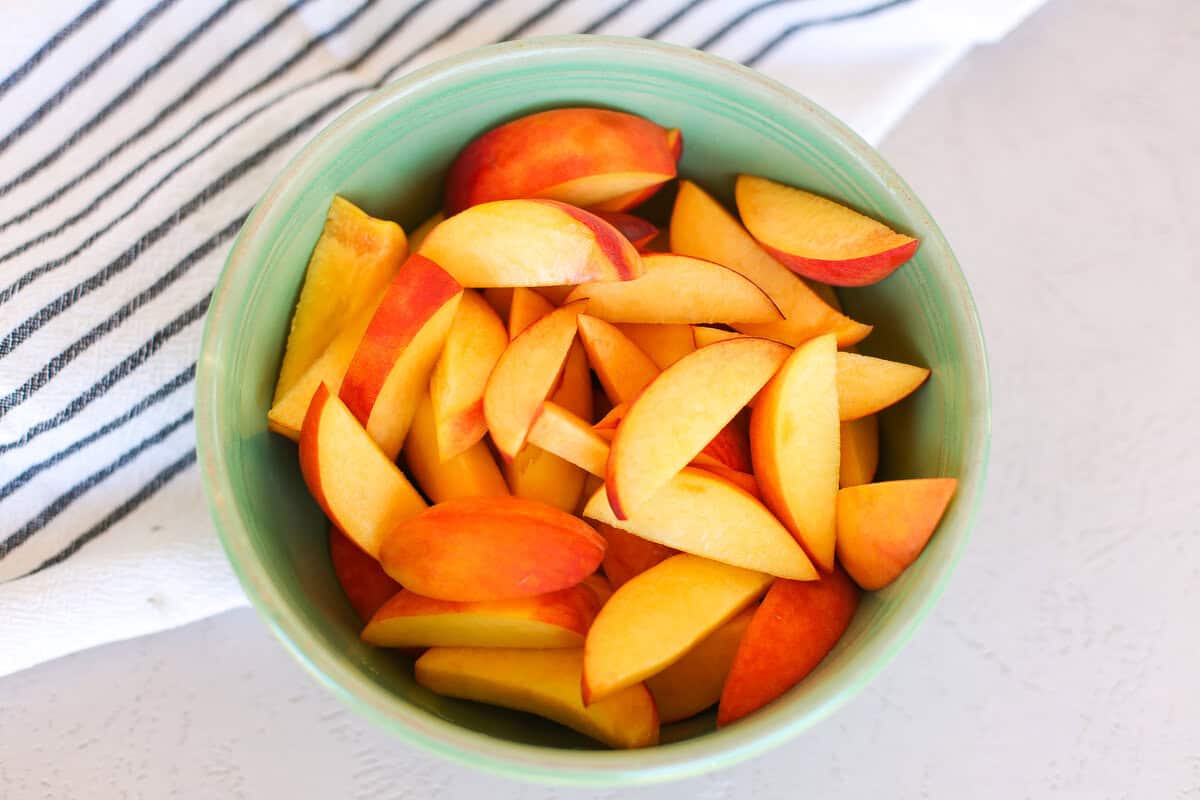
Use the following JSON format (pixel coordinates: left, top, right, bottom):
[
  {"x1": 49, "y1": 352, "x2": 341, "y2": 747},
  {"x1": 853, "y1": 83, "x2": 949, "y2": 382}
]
[{"x1": 2, "y1": 0, "x2": 1199, "y2": 796}]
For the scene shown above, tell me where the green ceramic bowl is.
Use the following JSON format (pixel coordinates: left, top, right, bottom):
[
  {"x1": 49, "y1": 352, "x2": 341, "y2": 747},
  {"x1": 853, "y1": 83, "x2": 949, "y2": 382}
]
[{"x1": 196, "y1": 35, "x2": 989, "y2": 786}]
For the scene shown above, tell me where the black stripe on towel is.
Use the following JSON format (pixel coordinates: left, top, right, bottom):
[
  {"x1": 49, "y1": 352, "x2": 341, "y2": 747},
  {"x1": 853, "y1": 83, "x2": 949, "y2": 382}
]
[
  {"x1": 0, "y1": 0, "x2": 111, "y2": 103},
  {"x1": 0, "y1": 0, "x2": 180, "y2": 156},
  {"x1": 0, "y1": 410, "x2": 194, "y2": 559},
  {"x1": 23, "y1": 449, "x2": 199, "y2": 578},
  {"x1": 744, "y1": 0, "x2": 913, "y2": 66},
  {"x1": 0, "y1": 365, "x2": 195, "y2": 504}
]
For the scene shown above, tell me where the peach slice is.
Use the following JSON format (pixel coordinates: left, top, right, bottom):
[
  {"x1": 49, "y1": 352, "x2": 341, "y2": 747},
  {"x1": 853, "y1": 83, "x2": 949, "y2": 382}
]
[
  {"x1": 419, "y1": 199, "x2": 641, "y2": 287},
  {"x1": 670, "y1": 180, "x2": 871, "y2": 347},
  {"x1": 646, "y1": 608, "x2": 753, "y2": 724},
  {"x1": 576, "y1": 314, "x2": 660, "y2": 404},
  {"x1": 840, "y1": 415, "x2": 880, "y2": 487},
  {"x1": 615, "y1": 323, "x2": 695, "y2": 369},
  {"x1": 404, "y1": 392, "x2": 509, "y2": 504},
  {"x1": 299, "y1": 384, "x2": 427, "y2": 558},
  {"x1": 527, "y1": 401, "x2": 611, "y2": 478},
  {"x1": 584, "y1": 467, "x2": 817, "y2": 580},
  {"x1": 415, "y1": 648, "x2": 659, "y2": 749},
  {"x1": 691, "y1": 462, "x2": 760, "y2": 499},
  {"x1": 268, "y1": 295, "x2": 379, "y2": 440},
  {"x1": 566, "y1": 253, "x2": 781, "y2": 325},
  {"x1": 582, "y1": 554, "x2": 772, "y2": 704},
  {"x1": 536, "y1": 285, "x2": 576, "y2": 305},
  {"x1": 750, "y1": 334, "x2": 841, "y2": 572},
  {"x1": 406, "y1": 211, "x2": 443, "y2": 253},
  {"x1": 702, "y1": 417, "x2": 752, "y2": 473},
  {"x1": 690, "y1": 330, "x2": 930, "y2": 420},
  {"x1": 362, "y1": 585, "x2": 598, "y2": 649},
  {"x1": 429, "y1": 289, "x2": 508, "y2": 459},
  {"x1": 484, "y1": 301, "x2": 586, "y2": 460},
  {"x1": 836, "y1": 352, "x2": 930, "y2": 421},
  {"x1": 274, "y1": 196, "x2": 407, "y2": 402},
  {"x1": 329, "y1": 526, "x2": 401, "y2": 621},
  {"x1": 504, "y1": 339, "x2": 592, "y2": 513},
  {"x1": 735, "y1": 174, "x2": 918, "y2": 287},
  {"x1": 444, "y1": 107, "x2": 680, "y2": 214},
  {"x1": 507, "y1": 286, "x2": 554, "y2": 338},
  {"x1": 606, "y1": 337, "x2": 791, "y2": 519},
  {"x1": 835, "y1": 478, "x2": 957, "y2": 590},
  {"x1": 580, "y1": 573, "x2": 614, "y2": 607},
  {"x1": 339, "y1": 254, "x2": 463, "y2": 459},
  {"x1": 380, "y1": 496, "x2": 605, "y2": 602},
  {"x1": 592, "y1": 210, "x2": 659, "y2": 250},
  {"x1": 718, "y1": 568, "x2": 860, "y2": 726},
  {"x1": 596, "y1": 523, "x2": 676, "y2": 590}
]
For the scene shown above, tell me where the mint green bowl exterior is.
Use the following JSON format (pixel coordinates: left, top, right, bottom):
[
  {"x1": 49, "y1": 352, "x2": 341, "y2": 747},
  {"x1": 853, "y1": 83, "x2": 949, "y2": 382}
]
[{"x1": 196, "y1": 36, "x2": 989, "y2": 786}]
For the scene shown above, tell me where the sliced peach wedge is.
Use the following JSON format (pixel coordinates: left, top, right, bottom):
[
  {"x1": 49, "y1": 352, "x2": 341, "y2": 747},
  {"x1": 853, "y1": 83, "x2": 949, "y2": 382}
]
[
  {"x1": 582, "y1": 554, "x2": 772, "y2": 704},
  {"x1": 840, "y1": 415, "x2": 880, "y2": 487},
  {"x1": 576, "y1": 314, "x2": 660, "y2": 405},
  {"x1": 646, "y1": 608, "x2": 753, "y2": 724},
  {"x1": 735, "y1": 174, "x2": 918, "y2": 287},
  {"x1": 527, "y1": 401, "x2": 612, "y2": 478},
  {"x1": 419, "y1": 199, "x2": 642, "y2": 286},
  {"x1": 338, "y1": 254, "x2": 464, "y2": 459},
  {"x1": 415, "y1": 648, "x2": 659, "y2": 749},
  {"x1": 606, "y1": 336, "x2": 791, "y2": 519},
  {"x1": 718, "y1": 568, "x2": 860, "y2": 726},
  {"x1": 329, "y1": 526, "x2": 401, "y2": 621},
  {"x1": 299, "y1": 384, "x2": 427, "y2": 559},
  {"x1": 429, "y1": 289, "x2": 508, "y2": 460},
  {"x1": 670, "y1": 180, "x2": 871, "y2": 347},
  {"x1": 379, "y1": 496, "x2": 605, "y2": 602},
  {"x1": 750, "y1": 334, "x2": 841, "y2": 572},
  {"x1": 403, "y1": 391, "x2": 509, "y2": 504},
  {"x1": 615, "y1": 323, "x2": 695, "y2": 369},
  {"x1": 274, "y1": 197, "x2": 407, "y2": 403},
  {"x1": 362, "y1": 584, "x2": 599, "y2": 649},
  {"x1": 444, "y1": 107, "x2": 680, "y2": 214},
  {"x1": 584, "y1": 467, "x2": 817, "y2": 580},
  {"x1": 836, "y1": 352, "x2": 930, "y2": 421},
  {"x1": 484, "y1": 300, "x2": 587, "y2": 460},
  {"x1": 566, "y1": 253, "x2": 781, "y2": 325},
  {"x1": 836, "y1": 478, "x2": 957, "y2": 590}
]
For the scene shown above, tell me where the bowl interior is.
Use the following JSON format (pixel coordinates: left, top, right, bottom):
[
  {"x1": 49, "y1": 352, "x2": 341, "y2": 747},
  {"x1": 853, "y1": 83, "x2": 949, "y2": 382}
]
[{"x1": 197, "y1": 37, "x2": 988, "y2": 784}]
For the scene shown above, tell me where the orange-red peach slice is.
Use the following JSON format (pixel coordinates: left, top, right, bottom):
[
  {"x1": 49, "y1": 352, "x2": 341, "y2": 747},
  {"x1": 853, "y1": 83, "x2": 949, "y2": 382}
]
[
  {"x1": 840, "y1": 415, "x2": 880, "y2": 487},
  {"x1": 379, "y1": 495, "x2": 605, "y2": 602},
  {"x1": 429, "y1": 289, "x2": 508, "y2": 459},
  {"x1": 750, "y1": 334, "x2": 841, "y2": 571},
  {"x1": 484, "y1": 301, "x2": 586, "y2": 460},
  {"x1": 735, "y1": 174, "x2": 918, "y2": 287},
  {"x1": 576, "y1": 314, "x2": 660, "y2": 405},
  {"x1": 444, "y1": 107, "x2": 680, "y2": 214},
  {"x1": 671, "y1": 180, "x2": 870, "y2": 347},
  {"x1": 404, "y1": 391, "x2": 509, "y2": 504},
  {"x1": 329, "y1": 526, "x2": 401, "y2": 621},
  {"x1": 274, "y1": 196, "x2": 407, "y2": 402},
  {"x1": 606, "y1": 337, "x2": 791, "y2": 519},
  {"x1": 299, "y1": 384, "x2": 427, "y2": 558},
  {"x1": 362, "y1": 585, "x2": 598, "y2": 649},
  {"x1": 338, "y1": 253, "x2": 463, "y2": 458},
  {"x1": 835, "y1": 478, "x2": 957, "y2": 590},
  {"x1": 415, "y1": 647, "x2": 659, "y2": 749},
  {"x1": 646, "y1": 608, "x2": 754, "y2": 724},
  {"x1": 419, "y1": 199, "x2": 641, "y2": 287},
  {"x1": 718, "y1": 568, "x2": 860, "y2": 726},
  {"x1": 584, "y1": 468, "x2": 817, "y2": 580},
  {"x1": 615, "y1": 323, "x2": 695, "y2": 368},
  {"x1": 582, "y1": 554, "x2": 771, "y2": 704},
  {"x1": 566, "y1": 253, "x2": 781, "y2": 325}
]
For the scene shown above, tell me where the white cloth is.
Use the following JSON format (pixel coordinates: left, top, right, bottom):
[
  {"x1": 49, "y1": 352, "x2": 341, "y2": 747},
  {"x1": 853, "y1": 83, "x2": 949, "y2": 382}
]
[{"x1": 0, "y1": 0, "x2": 1043, "y2": 677}]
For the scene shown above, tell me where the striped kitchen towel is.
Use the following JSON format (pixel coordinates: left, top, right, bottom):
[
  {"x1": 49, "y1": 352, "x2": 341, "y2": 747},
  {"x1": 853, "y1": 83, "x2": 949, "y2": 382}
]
[{"x1": 0, "y1": 0, "x2": 1042, "y2": 676}]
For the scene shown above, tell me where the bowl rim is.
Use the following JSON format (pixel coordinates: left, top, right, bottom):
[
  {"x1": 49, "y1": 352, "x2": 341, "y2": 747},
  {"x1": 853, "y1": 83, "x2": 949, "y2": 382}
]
[{"x1": 196, "y1": 34, "x2": 991, "y2": 786}]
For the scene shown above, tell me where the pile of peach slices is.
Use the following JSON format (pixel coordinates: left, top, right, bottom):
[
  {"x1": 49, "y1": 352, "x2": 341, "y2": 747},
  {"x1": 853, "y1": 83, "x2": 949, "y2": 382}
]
[{"x1": 268, "y1": 108, "x2": 956, "y2": 749}]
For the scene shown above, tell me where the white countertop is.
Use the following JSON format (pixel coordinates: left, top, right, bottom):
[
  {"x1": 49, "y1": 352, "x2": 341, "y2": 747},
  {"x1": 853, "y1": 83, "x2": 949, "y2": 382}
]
[{"x1": 3, "y1": 0, "x2": 1198, "y2": 796}]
